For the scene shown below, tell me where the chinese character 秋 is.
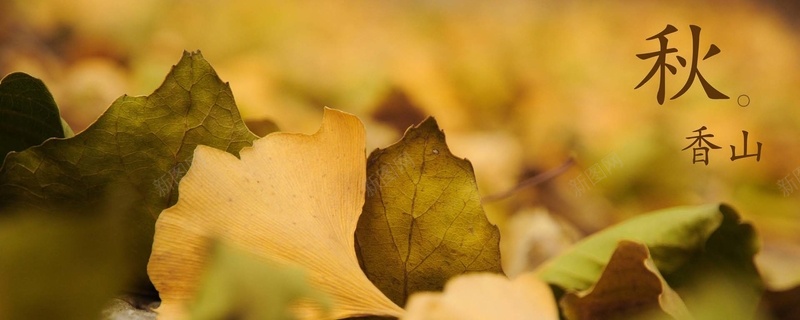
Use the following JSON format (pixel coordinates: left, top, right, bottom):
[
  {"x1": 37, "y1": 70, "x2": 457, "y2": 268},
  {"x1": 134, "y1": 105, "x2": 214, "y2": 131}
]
[
  {"x1": 730, "y1": 130, "x2": 762, "y2": 162},
  {"x1": 635, "y1": 25, "x2": 729, "y2": 105},
  {"x1": 682, "y1": 126, "x2": 721, "y2": 165}
]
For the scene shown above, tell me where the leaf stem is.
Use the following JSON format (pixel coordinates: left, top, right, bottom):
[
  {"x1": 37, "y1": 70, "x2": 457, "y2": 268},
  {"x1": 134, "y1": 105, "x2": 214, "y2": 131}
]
[{"x1": 481, "y1": 157, "x2": 575, "y2": 202}]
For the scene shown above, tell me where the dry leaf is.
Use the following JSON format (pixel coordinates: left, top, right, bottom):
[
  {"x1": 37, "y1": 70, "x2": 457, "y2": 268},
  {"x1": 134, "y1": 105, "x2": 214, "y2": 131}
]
[
  {"x1": 148, "y1": 108, "x2": 403, "y2": 319},
  {"x1": 534, "y1": 204, "x2": 761, "y2": 310},
  {"x1": 355, "y1": 117, "x2": 502, "y2": 307},
  {"x1": 1, "y1": 51, "x2": 260, "y2": 295},
  {"x1": 402, "y1": 272, "x2": 558, "y2": 320},
  {"x1": 560, "y1": 241, "x2": 692, "y2": 320}
]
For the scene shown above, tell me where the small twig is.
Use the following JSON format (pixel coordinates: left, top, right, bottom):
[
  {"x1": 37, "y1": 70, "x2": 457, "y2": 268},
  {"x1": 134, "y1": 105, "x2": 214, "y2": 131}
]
[{"x1": 482, "y1": 157, "x2": 575, "y2": 202}]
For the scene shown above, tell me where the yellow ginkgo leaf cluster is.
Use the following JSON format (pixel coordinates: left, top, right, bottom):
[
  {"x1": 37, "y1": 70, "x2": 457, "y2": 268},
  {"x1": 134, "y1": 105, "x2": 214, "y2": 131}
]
[{"x1": 148, "y1": 108, "x2": 557, "y2": 319}]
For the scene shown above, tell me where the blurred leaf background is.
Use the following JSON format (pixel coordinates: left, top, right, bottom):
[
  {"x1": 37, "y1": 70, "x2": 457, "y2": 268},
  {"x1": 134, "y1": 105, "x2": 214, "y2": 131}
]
[{"x1": 1, "y1": 0, "x2": 798, "y2": 293}]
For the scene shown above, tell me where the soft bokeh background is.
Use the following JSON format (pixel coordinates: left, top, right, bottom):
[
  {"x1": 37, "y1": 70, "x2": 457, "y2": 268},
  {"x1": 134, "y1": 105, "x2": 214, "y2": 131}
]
[{"x1": 1, "y1": 0, "x2": 798, "y2": 291}]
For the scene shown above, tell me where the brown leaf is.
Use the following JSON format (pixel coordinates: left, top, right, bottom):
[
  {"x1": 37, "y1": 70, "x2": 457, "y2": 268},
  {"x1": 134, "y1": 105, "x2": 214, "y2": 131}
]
[{"x1": 560, "y1": 241, "x2": 691, "y2": 320}]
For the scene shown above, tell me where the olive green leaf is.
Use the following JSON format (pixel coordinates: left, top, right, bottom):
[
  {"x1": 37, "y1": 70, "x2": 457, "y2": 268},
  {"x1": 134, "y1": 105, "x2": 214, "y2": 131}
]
[
  {"x1": 560, "y1": 241, "x2": 691, "y2": 320},
  {"x1": 0, "y1": 51, "x2": 259, "y2": 294},
  {"x1": 355, "y1": 117, "x2": 502, "y2": 307},
  {"x1": 188, "y1": 241, "x2": 330, "y2": 320},
  {"x1": 0, "y1": 72, "x2": 72, "y2": 162},
  {"x1": 536, "y1": 204, "x2": 762, "y2": 317}
]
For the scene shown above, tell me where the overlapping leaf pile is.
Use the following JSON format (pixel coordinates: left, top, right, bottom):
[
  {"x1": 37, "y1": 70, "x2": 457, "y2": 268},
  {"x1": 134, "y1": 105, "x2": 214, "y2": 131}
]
[{"x1": 0, "y1": 52, "x2": 790, "y2": 320}]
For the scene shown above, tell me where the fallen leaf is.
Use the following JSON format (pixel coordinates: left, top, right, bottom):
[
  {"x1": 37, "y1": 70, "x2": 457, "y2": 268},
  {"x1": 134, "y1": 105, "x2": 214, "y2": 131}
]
[
  {"x1": 0, "y1": 72, "x2": 71, "y2": 161},
  {"x1": 402, "y1": 272, "x2": 558, "y2": 320},
  {"x1": 560, "y1": 241, "x2": 691, "y2": 320},
  {"x1": 0, "y1": 51, "x2": 260, "y2": 294},
  {"x1": 355, "y1": 117, "x2": 502, "y2": 307},
  {"x1": 148, "y1": 108, "x2": 403, "y2": 319},
  {"x1": 535, "y1": 204, "x2": 762, "y2": 317},
  {"x1": 187, "y1": 240, "x2": 330, "y2": 320}
]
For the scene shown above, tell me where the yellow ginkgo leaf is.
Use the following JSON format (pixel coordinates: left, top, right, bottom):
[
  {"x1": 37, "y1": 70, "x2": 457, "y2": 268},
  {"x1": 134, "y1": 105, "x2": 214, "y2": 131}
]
[
  {"x1": 402, "y1": 272, "x2": 558, "y2": 320},
  {"x1": 148, "y1": 108, "x2": 404, "y2": 319}
]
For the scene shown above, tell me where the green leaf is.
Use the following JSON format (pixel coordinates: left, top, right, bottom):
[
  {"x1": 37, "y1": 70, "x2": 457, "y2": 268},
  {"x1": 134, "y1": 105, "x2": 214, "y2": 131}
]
[
  {"x1": 0, "y1": 185, "x2": 135, "y2": 320},
  {"x1": 355, "y1": 117, "x2": 502, "y2": 307},
  {"x1": 0, "y1": 51, "x2": 260, "y2": 294},
  {"x1": 188, "y1": 241, "x2": 330, "y2": 320},
  {"x1": 0, "y1": 72, "x2": 71, "y2": 162},
  {"x1": 560, "y1": 241, "x2": 690, "y2": 320},
  {"x1": 536, "y1": 204, "x2": 762, "y2": 317}
]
